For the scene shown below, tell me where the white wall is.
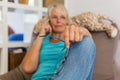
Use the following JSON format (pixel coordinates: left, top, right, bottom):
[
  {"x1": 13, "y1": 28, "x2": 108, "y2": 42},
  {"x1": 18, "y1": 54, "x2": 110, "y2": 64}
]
[
  {"x1": 67, "y1": 0, "x2": 120, "y2": 27},
  {"x1": 8, "y1": 12, "x2": 24, "y2": 33},
  {"x1": 7, "y1": 12, "x2": 38, "y2": 43}
]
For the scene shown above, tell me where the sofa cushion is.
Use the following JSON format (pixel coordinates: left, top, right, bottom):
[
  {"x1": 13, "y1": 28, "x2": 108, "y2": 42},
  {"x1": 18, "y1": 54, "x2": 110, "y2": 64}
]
[{"x1": 91, "y1": 31, "x2": 119, "y2": 80}]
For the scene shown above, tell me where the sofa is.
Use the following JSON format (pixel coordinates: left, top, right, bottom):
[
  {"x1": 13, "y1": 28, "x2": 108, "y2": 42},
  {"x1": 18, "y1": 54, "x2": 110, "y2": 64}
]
[
  {"x1": 91, "y1": 31, "x2": 119, "y2": 80},
  {"x1": 0, "y1": 29, "x2": 119, "y2": 80}
]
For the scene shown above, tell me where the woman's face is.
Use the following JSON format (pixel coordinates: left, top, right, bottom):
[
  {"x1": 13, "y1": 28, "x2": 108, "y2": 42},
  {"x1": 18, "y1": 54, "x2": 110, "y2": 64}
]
[{"x1": 49, "y1": 9, "x2": 67, "y2": 33}]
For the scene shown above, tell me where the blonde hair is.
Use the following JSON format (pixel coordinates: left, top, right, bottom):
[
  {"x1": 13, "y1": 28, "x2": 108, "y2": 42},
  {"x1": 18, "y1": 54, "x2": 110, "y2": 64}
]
[{"x1": 33, "y1": 3, "x2": 73, "y2": 34}]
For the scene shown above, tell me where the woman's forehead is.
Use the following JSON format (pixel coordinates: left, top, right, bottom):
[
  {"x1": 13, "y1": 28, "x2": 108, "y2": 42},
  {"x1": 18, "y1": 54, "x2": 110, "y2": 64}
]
[{"x1": 50, "y1": 8, "x2": 66, "y2": 16}]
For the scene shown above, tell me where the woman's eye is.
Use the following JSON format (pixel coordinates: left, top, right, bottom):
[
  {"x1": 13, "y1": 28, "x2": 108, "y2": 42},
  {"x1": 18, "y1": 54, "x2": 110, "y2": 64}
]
[
  {"x1": 51, "y1": 16, "x2": 66, "y2": 19},
  {"x1": 61, "y1": 16, "x2": 65, "y2": 19}
]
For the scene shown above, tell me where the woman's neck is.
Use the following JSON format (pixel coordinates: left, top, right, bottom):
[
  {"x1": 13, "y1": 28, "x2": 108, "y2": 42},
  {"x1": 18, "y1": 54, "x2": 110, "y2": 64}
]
[{"x1": 50, "y1": 32, "x2": 64, "y2": 43}]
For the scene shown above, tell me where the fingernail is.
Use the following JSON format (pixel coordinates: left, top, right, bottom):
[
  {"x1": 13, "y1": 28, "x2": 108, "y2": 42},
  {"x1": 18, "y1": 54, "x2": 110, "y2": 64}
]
[
  {"x1": 66, "y1": 45, "x2": 69, "y2": 48},
  {"x1": 65, "y1": 42, "x2": 70, "y2": 48}
]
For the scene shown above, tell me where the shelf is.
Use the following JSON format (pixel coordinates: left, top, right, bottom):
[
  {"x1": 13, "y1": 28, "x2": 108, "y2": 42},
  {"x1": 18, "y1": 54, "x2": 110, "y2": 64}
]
[
  {"x1": 0, "y1": 42, "x2": 30, "y2": 48},
  {"x1": 7, "y1": 2, "x2": 38, "y2": 12},
  {"x1": 0, "y1": 0, "x2": 42, "y2": 75},
  {"x1": 8, "y1": 42, "x2": 30, "y2": 47},
  {"x1": 0, "y1": 2, "x2": 39, "y2": 12}
]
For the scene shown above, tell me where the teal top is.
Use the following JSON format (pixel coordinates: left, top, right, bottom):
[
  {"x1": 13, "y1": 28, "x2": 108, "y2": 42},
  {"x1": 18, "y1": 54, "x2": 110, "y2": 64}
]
[{"x1": 31, "y1": 35, "x2": 66, "y2": 80}]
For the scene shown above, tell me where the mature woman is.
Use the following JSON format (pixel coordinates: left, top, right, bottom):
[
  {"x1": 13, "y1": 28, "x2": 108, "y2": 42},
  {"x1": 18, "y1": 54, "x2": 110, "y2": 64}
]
[
  {"x1": 21, "y1": 3, "x2": 96, "y2": 80},
  {"x1": 0, "y1": 3, "x2": 96, "y2": 80}
]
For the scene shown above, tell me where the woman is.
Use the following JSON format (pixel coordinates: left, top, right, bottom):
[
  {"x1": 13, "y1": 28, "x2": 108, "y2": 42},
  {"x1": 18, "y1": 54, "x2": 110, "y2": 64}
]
[{"x1": 0, "y1": 3, "x2": 95, "y2": 80}]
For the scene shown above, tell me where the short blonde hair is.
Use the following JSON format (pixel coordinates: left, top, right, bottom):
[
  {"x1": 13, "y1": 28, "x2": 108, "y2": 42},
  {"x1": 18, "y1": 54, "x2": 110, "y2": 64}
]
[{"x1": 33, "y1": 3, "x2": 73, "y2": 34}]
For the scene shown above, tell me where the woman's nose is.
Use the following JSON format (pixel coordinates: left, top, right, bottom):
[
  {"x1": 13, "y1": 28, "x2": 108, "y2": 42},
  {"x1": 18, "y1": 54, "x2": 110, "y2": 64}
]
[{"x1": 57, "y1": 17, "x2": 61, "y2": 22}]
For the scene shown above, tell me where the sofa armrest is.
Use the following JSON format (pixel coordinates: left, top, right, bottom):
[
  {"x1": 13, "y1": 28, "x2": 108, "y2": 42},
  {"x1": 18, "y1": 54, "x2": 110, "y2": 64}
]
[
  {"x1": 91, "y1": 31, "x2": 119, "y2": 80},
  {"x1": 18, "y1": 65, "x2": 32, "y2": 80},
  {"x1": 0, "y1": 66, "x2": 25, "y2": 80}
]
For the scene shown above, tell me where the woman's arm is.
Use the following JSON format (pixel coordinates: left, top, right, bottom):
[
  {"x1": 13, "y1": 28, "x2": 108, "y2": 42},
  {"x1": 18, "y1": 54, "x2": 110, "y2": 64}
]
[
  {"x1": 21, "y1": 21, "x2": 51, "y2": 73},
  {"x1": 21, "y1": 36, "x2": 43, "y2": 73}
]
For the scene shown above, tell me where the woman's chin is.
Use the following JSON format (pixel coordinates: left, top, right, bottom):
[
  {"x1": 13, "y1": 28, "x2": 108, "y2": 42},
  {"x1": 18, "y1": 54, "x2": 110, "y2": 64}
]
[{"x1": 52, "y1": 30, "x2": 64, "y2": 34}]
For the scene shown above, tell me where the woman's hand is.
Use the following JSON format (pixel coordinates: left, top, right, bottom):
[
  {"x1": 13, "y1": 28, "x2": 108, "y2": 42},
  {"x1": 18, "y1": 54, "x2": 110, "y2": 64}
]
[
  {"x1": 38, "y1": 20, "x2": 52, "y2": 36},
  {"x1": 64, "y1": 25, "x2": 92, "y2": 48}
]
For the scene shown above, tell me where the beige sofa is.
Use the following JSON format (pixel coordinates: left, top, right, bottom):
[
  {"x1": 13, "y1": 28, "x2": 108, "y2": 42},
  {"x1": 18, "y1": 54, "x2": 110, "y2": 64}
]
[
  {"x1": 91, "y1": 31, "x2": 119, "y2": 80},
  {"x1": 0, "y1": 30, "x2": 119, "y2": 80}
]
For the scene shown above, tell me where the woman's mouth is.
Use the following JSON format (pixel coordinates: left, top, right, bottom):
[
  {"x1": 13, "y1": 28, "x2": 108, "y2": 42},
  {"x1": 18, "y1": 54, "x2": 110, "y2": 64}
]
[{"x1": 55, "y1": 24, "x2": 62, "y2": 27}]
